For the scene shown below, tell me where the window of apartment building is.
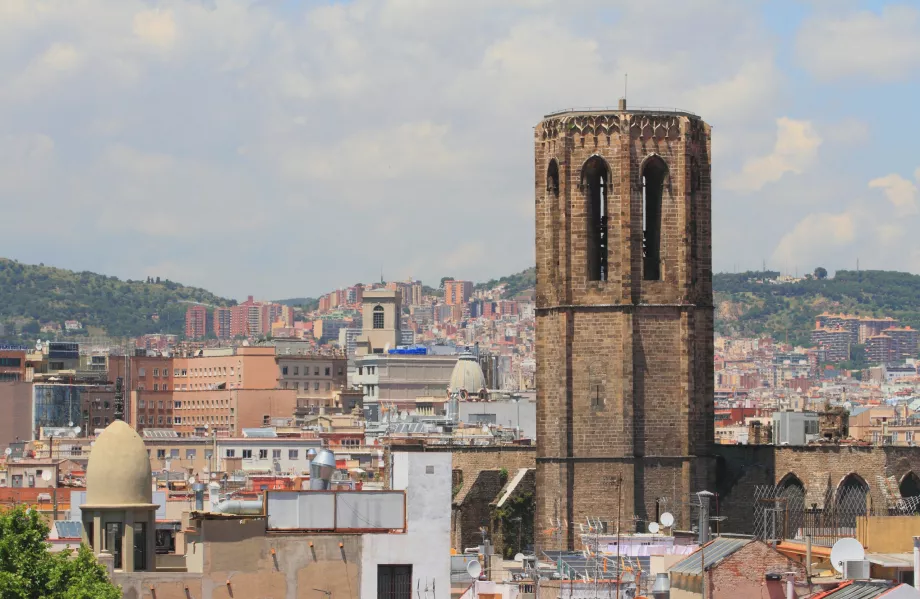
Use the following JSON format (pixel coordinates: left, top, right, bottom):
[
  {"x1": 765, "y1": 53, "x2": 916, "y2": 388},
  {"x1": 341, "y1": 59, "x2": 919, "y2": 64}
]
[
  {"x1": 205, "y1": 450, "x2": 213, "y2": 460},
  {"x1": 293, "y1": 366, "x2": 299, "y2": 376},
  {"x1": 162, "y1": 384, "x2": 168, "y2": 391},
  {"x1": 325, "y1": 367, "x2": 330, "y2": 376},
  {"x1": 283, "y1": 381, "x2": 289, "y2": 389},
  {"x1": 373, "y1": 305, "x2": 385, "y2": 329},
  {"x1": 358, "y1": 367, "x2": 363, "y2": 375},
  {"x1": 230, "y1": 367, "x2": 234, "y2": 375},
  {"x1": 282, "y1": 366, "x2": 288, "y2": 376},
  {"x1": 263, "y1": 415, "x2": 270, "y2": 426},
  {"x1": 155, "y1": 449, "x2": 166, "y2": 459},
  {"x1": 314, "y1": 367, "x2": 320, "y2": 376},
  {"x1": 378, "y1": 565, "x2": 412, "y2": 598},
  {"x1": 908, "y1": 431, "x2": 915, "y2": 444},
  {"x1": 288, "y1": 450, "x2": 299, "y2": 460},
  {"x1": 175, "y1": 401, "x2": 182, "y2": 409},
  {"x1": 166, "y1": 417, "x2": 172, "y2": 425},
  {"x1": 314, "y1": 382, "x2": 320, "y2": 391},
  {"x1": 242, "y1": 449, "x2": 252, "y2": 459},
  {"x1": 170, "y1": 449, "x2": 179, "y2": 459},
  {"x1": 138, "y1": 368, "x2": 146, "y2": 377},
  {"x1": 158, "y1": 401, "x2": 164, "y2": 409},
  {"x1": 153, "y1": 384, "x2": 159, "y2": 391},
  {"x1": 182, "y1": 369, "x2": 187, "y2": 376},
  {"x1": 272, "y1": 449, "x2": 281, "y2": 459},
  {"x1": 186, "y1": 449, "x2": 196, "y2": 460},
  {"x1": 138, "y1": 400, "x2": 146, "y2": 409},
  {"x1": 158, "y1": 416, "x2": 164, "y2": 425},
  {"x1": 104, "y1": 417, "x2": 110, "y2": 425},
  {"x1": 226, "y1": 449, "x2": 236, "y2": 458},
  {"x1": 338, "y1": 367, "x2": 344, "y2": 376},
  {"x1": 259, "y1": 449, "x2": 268, "y2": 459},
  {"x1": 893, "y1": 432, "x2": 900, "y2": 443},
  {"x1": 174, "y1": 417, "x2": 181, "y2": 424},
  {"x1": 174, "y1": 369, "x2": 179, "y2": 377}
]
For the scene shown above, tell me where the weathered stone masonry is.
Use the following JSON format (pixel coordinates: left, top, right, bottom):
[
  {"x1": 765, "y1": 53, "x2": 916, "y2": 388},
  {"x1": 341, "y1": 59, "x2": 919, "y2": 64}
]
[{"x1": 534, "y1": 108, "x2": 714, "y2": 551}]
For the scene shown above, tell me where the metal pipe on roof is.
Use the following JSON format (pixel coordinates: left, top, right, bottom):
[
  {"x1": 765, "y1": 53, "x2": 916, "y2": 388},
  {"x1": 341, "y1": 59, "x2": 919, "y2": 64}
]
[{"x1": 212, "y1": 499, "x2": 262, "y2": 515}]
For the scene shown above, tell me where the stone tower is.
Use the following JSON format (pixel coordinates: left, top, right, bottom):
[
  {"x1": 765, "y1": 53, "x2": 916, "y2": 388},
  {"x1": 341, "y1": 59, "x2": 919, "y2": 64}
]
[{"x1": 534, "y1": 104, "x2": 714, "y2": 550}]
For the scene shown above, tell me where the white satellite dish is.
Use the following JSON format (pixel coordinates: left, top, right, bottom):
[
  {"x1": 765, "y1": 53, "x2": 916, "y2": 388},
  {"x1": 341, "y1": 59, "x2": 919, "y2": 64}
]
[
  {"x1": 466, "y1": 560, "x2": 482, "y2": 579},
  {"x1": 41, "y1": 471, "x2": 53, "y2": 482},
  {"x1": 67, "y1": 421, "x2": 73, "y2": 428},
  {"x1": 648, "y1": 522, "x2": 660, "y2": 534},
  {"x1": 188, "y1": 476, "x2": 197, "y2": 485},
  {"x1": 660, "y1": 512, "x2": 675, "y2": 528},
  {"x1": 400, "y1": 411, "x2": 408, "y2": 421},
  {"x1": 830, "y1": 538, "x2": 865, "y2": 573},
  {"x1": 514, "y1": 553, "x2": 525, "y2": 562},
  {"x1": 4, "y1": 448, "x2": 12, "y2": 456},
  {"x1": 74, "y1": 426, "x2": 81, "y2": 434}
]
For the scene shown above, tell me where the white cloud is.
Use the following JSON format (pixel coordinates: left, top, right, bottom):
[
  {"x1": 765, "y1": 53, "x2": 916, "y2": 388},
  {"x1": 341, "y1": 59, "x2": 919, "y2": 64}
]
[
  {"x1": 724, "y1": 118, "x2": 822, "y2": 192},
  {"x1": 869, "y1": 173, "x2": 919, "y2": 216},
  {"x1": 133, "y1": 9, "x2": 178, "y2": 50},
  {"x1": 796, "y1": 5, "x2": 920, "y2": 81},
  {"x1": 0, "y1": 0, "x2": 819, "y2": 298},
  {"x1": 771, "y1": 211, "x2": 857, "y2": 269}
]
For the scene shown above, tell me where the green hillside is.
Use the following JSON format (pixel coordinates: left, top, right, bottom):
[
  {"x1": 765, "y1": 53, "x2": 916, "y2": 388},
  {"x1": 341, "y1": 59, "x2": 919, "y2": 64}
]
[
  {"x1": 479, "y1": 266, "x2": 920, "y2": 348},
  {"x1": 0, "y1": 258, "x2": 234, "y2": 340},
  {"x1": 714, "y1": 269, "x2": 920, "y2": 347},
  {"x1": 476, "y1": 266, "x2": 536, "y2": 298}
]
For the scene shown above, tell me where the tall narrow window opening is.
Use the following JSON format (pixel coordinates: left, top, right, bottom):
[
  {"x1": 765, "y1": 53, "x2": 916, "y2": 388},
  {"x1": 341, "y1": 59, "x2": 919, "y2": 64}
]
[
  {"x1": 641, "y1": 156, "x2": 666, "y2": 281},
  {"x1": 547, "y1": 160, "x2": 560, "y2": 278},
  {"x1": 373, "y1": 305, "x2": 385, "y2": 329},
  {"x1": 582, "y1": 157, "x2": 609, "y2": 281}
]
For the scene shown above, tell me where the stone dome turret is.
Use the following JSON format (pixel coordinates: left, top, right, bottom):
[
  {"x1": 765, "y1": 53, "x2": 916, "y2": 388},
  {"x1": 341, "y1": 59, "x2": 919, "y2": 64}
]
[
  {"x1": 85, "y1": 420, "x2": 154, "y2": 506},
  {"x1": 449, "y1": 352, "x2": 487, "y2": 395}
]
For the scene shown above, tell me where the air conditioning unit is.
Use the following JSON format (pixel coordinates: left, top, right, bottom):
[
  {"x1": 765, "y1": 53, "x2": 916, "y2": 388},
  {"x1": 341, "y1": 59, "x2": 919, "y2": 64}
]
[{"x1": 843, "y1": 560, "x2": 870, "y2": 580}]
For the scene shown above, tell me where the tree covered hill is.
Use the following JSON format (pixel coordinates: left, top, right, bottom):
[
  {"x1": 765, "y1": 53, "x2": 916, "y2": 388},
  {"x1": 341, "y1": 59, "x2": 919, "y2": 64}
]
[
  {"x1": 0, "y1": 258, "x2": 234, "y2": 340},
  {"x1": 714, "y1": 269, "x2": 920, "y2": 347},
  {"x1": 479, "y1": 266, "x2": 920, "y2": 348}
]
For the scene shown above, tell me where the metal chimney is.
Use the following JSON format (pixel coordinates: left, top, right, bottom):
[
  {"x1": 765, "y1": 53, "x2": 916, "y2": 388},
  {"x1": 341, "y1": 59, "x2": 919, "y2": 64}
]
[
  {"x1": 696, "y1": 490, "x2": 714, "y2": 545},
  {"x1": 193, "y1": 483, "x2": 206, "y2": 510},
  {"x1": 651, "y1": 573, "x2": 671, "y2": 599},
  {"x1": 309, "y1": 449, "x2": 336, "y2": 490}
]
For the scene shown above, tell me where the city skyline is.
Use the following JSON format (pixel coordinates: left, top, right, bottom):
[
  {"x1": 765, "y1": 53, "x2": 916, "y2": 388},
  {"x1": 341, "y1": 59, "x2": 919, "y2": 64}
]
[{"x1": 2, "y1": 1, "x2": 919, "y2": 300}]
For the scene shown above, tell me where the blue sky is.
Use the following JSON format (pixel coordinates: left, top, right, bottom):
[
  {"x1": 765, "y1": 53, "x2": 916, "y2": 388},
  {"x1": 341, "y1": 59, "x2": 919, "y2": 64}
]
[{"x1": 1, "y1": 0, "x2": 919, "y2": 299}]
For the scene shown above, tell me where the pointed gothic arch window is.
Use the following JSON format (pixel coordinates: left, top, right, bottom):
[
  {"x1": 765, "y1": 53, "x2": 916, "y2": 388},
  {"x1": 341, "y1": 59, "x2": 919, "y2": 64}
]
[
  {"x1": 641, "y1": 156, "x2": 667, "y2": 281},
  {"x1": 581, "y1": 156, "x2": 609, "y2": 282}
]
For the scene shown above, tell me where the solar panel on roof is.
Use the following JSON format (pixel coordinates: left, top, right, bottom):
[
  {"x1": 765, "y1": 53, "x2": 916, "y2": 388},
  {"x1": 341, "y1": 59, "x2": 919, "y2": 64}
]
[
  {"x1": 54, "y1": 521, "x2": 83, "y2": 539},
  {"x1": 242, "y1": 428, "x2": 278, "y2": 438},
  {"x1": 668, "y1": 538, "x2": 751, "y2": 575}
]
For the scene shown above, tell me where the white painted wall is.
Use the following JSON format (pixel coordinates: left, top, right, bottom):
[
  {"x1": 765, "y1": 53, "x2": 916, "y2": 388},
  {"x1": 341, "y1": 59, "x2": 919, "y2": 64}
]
[{"x1": 360, "y1": 451, "x2": 451, "y2": 598}]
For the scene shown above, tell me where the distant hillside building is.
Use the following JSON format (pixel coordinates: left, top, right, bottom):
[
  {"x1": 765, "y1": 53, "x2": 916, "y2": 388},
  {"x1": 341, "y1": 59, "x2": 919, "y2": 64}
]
[
  {"x1": 444, "y1": 280, "x2": 473, "y2": 305},
  {"x1": 213, "y1": 307, "x2": 232, "y2": 340},
  {"x1": 184, "y1": 305, "x2": 207, "y2": 340},
  {"x1": 811, "y1": 327, "x2": 851, "y2": 362}
]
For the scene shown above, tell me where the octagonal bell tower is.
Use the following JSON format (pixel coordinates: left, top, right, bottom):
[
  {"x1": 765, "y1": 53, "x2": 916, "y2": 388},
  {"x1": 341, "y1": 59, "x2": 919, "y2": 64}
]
[{"x1": 534, "y1": 101, "x2": 714, "y2": 550}]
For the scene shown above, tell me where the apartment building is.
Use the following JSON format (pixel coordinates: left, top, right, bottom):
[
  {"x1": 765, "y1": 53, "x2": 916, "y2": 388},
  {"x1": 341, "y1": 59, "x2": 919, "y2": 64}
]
[
  {"x1": 886, "y1": 327, "x2": 919, "y2": 360},
  {"x1": 171, "y1": 388, "x2": 297, "y2": 437},
  {"x1": 184, "y1": 305, "x2": 207, "y2": 340},
  {"x1": 213, "y1": 307, "x2": 232, "y2": 340},
  {"x1": 0, "y1": 347, "x2": 27, "y2": 382},
  {"x1": 276, "y1": 353, "x2": 347, "y2": 408},
  {"x1": 811, "y1": 327, "x2": 852, "y2": 362},
  {"x1": 444, "y1": 280, "x2": 473, "y2": 305}
]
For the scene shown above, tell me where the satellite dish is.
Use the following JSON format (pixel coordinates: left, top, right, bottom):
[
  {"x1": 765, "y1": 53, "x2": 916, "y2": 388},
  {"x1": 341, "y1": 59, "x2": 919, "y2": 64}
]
[
  {"x1": 830, "y1": 538, "x2": 865, "y2": 573},
  {"x1": 660, "y1": 512, "x2": 675, "y2": 528},
  {"x1": 4, "y1": 448, "x2": 11, "y2": 456},
  {"x1": 74, "y1": 426, "x2": 81, "y2": 434},
  {"x1": 188, "y1": 476, "x2": 197, "y2": 485},
  {"x1": 514, "y1": 553, "x2": 525, "y2": 562},
  {"x1": 400, "y1": 411, "x2": 408, "y2": 421},
  {"x1": 648, "y1": 522, "x2": 660, "y2": 534},
  {"x1": 466, "y1": 560, "x2": 482, "y2": 579},
  {"x1": 67, "y1": 421, "x2": 73, "y2": 427},
  {"x1": 41, "y1": 471, "x2": 53, "y2": 482}
]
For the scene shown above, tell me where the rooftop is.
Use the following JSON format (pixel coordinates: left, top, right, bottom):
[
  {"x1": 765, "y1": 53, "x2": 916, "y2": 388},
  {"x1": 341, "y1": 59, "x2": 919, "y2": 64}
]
[{"x1": 544, "y1": 105, "x2": 698, "y2": 118}]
